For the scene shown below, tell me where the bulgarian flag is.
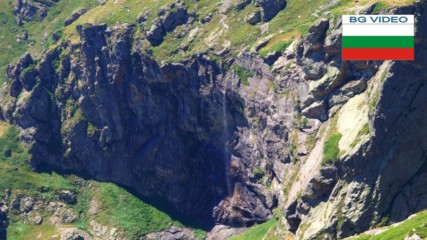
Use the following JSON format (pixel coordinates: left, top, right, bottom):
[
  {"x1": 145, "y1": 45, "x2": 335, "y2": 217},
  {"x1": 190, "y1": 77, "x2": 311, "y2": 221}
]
[{"x1": 342, "y1": 15, "x2": 414, "y2": 60}]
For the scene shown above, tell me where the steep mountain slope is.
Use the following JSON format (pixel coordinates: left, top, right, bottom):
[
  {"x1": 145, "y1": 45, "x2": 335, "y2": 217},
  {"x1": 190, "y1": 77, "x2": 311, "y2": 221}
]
[{"x1": 0, "y1": 0, "x2": 426, "y2": 239}]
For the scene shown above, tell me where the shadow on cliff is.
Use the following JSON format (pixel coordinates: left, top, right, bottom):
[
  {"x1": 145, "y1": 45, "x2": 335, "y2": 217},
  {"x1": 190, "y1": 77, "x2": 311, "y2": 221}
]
[{"x1": 34, "y1": 87, "x2": 249, "y2": 231}]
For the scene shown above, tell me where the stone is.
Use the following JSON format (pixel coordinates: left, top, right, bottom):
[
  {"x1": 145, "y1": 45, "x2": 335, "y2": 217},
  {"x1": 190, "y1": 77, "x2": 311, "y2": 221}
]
[
  {"x1": 302, "y1": 101, "x2": 327, "y2": 121},
  {"x1": 144, "y1": 226, "x2": 195, "y2": 240},
  {"x1": 14, "y1": 0, "x2": 50, "y2": 22},
  {"x1": 308, "y1": 66, "x2": 341, "y2": 97},
  {"x1": 29, "y1": 212, "x2": 43, "y2": 225},
  {"x1": 235, "y1": 0, "x2": 251, "y2": 10},
  {"x1": 3, "y1": 149, "x2": 11, "y2": 158},
  {"x1": 57, "y1": 190, "x2": 77, "y2": 205},
  {"x1": 64, "y1": 8, "x2": 87, "y2": 27},
  {"x1": 20, "y1": 197, "x2": 34, "y2": 213},
  {"x1": 263, "y1": 51, "x2": 281, "y2": 65},
  {"x1": 303, "y1": 166, "x2": 337, "y2": 201},
  {"x1": 246, "y1": 11, "x2": 261, "y2": 25},
  {"x1": 254, "y1": 0, "x2": 287, "y2": 22},
  {"x1": 328, "y1": 80, "x2": 367, "y2": 107},
  {"x1": 61, "y1": 228, "x2": 91, "y2": 240},
  {"x1": 146, "y1": 2, "x2": 189, "y2": 46},
  {"x1": 146, "y1": 19, "x2": 165, "y2": 46},
  {"x1": 405, "y1": 234, "x2": 422, "y2": 240}
]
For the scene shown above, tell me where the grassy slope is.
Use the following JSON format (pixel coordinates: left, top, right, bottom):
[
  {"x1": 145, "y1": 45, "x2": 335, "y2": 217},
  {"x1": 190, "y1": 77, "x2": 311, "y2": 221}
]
[
  {"x1": 0, "y1": 0, "x2": 27, "y2": 83},
  {"x1": 229, "y1": 219, "x2": 278, "y2": 240},
  {"x1": 350, "y1": 211, "x2": 427, "y2": 240},
  {"x1": 0, "y1": 0, "x2": 99, "y2": 83},
  {"x1": 0, "y1": 0, "x2": 418, "y2": 82},
  {"x1": 0, "y1": 123, "x2": 204, "y2": 239}
]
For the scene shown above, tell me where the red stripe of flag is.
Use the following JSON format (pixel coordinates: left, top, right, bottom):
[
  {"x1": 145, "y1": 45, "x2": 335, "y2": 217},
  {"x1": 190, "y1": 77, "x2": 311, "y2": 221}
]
[{"x1": 342, "y1": 48, "x2": 414, "y2": 60}]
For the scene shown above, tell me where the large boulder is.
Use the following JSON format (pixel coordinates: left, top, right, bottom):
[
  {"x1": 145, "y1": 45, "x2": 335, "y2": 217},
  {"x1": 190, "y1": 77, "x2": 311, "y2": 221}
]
[
  {"x1": 302, "y1": 101, "x2": 327, "y2": 121},
  {"x1": 146, "y1": 1, "x2": 189, "y2": 46},
  {"x1": 254, "y1": 0, "x2": 287, "y2": 22},
  {"x1": 64, "y1": 8, "x2": 87, "y2": 27},
  {"x1": 328, "y1": 80, "x2": 367, "y2": 107}
]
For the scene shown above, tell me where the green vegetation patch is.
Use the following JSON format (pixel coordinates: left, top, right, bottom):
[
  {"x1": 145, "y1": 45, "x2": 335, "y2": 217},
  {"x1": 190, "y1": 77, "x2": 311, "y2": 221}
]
[
  {"x1": 351, "y1": 211, "x2": 427, "y2": 240},
  {"x1": 358, "y1": 123, "x2": 370, "y2": 137},
  {"x1": 229, "y1": 218, "x2": 278, "y2": 240},
  {"x1": 259, "y1": 40, "x2": 292, "y2": 57},
  {"x1": 233, "y1": 64, "x2": 254, "y2": 86},
  {"x1": 253, "y1": 167, "x2": 265, "y2": 179},
  {"x1": 94, "y1": 182, "x2": 186, "y2": 239},
  {"x1": 322, "y1": 133, "x2": 342, "y2": 164},
  {"x1": 0, "y1": 123, "x2": 204, "y2": 239},
  {"x1": 7, "y1": 222, "x2": 59, "y2": 240}
]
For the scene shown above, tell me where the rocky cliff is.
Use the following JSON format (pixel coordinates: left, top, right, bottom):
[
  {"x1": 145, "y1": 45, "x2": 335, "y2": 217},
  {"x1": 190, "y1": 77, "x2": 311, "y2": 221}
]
[
  {"x1": 1, "y1": 0, "x2": 427, "y2": 239},
  {"x1": 2, "y1": 21, "x2": 283, "y2": 229},
  {"x1": 283, "y1": 2, "x2": 427, "y2": 239}
]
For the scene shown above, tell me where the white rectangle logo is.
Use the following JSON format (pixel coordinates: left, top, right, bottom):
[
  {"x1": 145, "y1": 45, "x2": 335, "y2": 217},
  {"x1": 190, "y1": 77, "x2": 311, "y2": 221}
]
[{"x1": 342, "y1": 15, "x2": 414, "y2": 24}]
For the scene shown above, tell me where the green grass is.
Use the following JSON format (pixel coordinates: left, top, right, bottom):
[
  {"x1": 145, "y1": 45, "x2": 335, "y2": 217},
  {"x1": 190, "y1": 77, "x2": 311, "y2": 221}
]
[
  {"x1": 229, "y1": 218, "x2": 278, "y2": 240},
  {"x1": 0, "y1": 123, "x2": 204, "y2": 239},
  {"x1": 372, "y1": 2, "x2": 390, "y2": 14},
  {"x1": 350, "y1": 123, "x2": 370, "y2": 148},
  {"x1": 259, "y1": 40, "x2": 292, "y2": 57},
  {"x1": 322, "y1": 133, "x2": 342, "y2": 165},
  {"x1": 233, "y1": 64, "x2": 254, "y2": 86},
  {"x1": 0, "y1": 1, "x2": 28, "y2": 83},
  {"x1": 94, "y1": 182, "x2": 204, "y2": 239},
  {"x1": 0, "y1": 124, "x2": 76, "y2": 199},
  {"x1": 358, "y1": 123, "x2": 370, "y2": 137},
  {"x1": 0, "y1": 0, "x2": 100, "y2": 83},
  {"x1": 7, "y1": 221, "x2": 59, "y2": 240},
  {"x1": 351, "y1": 211, "x2": 427, "y2": 240}
]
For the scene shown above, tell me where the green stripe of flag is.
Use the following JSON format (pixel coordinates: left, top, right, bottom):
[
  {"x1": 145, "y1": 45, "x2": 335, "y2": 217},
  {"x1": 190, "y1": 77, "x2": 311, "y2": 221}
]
[{"x1": 342, "y1": 36, "x2": 414, "y2": 48}]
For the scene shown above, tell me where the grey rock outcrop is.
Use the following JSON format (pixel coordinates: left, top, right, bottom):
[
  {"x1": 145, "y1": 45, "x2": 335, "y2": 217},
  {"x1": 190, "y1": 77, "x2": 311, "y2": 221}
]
[
  {"x1": 61, "y1": 228, "x2": 91, "y2": 240},
  {"x1": 254, "y1": 0, "x2": 287, "y2": 22},
  {"x1": 328, "y1": 80, "x2": 367, "y2": 107},
  {"x1": 64, "y1": 8, "x2": 87, "y2": 27},
  {"x1": 235, "y1": 0, "x2": 251, "y2": 10},
  {"x1": 143, "y1": 226, "x2": 195, "y2": 240},
  {"x1": 302, "y1": 101, "x2": 327, "y2": 121},
  {"x1": 284, "y1": 2, "x2": 427, "y2": 239},
  {"x1": 57, "y1": 190, "x2": 77, "y2": 205},
  {"x1": 14, "y1": 0, "x2": 57, "y2": 23},
  {"x1": 246, "y1": 11, "x2": 262, "y2": 25},
  {"x1": 146, "y1": 1, "x2": 189, "y2": 46}
]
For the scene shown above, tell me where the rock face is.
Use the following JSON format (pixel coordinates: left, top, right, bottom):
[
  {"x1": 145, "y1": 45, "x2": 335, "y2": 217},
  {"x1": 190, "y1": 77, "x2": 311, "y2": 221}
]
[
  {"x1": 146, "y1": 1, "x2": 189, "y2": 46},
  {"x1": 283, "y1": 2, "x2": 427, "y2": 239},
  {"x1": 64, "y1": 8, "x2": 87, "y2": 27},
  {"x1": 2, "y1": 20, "x2": 295, "y2": 228},
  {"x1": 14, "y1": 0, "x2": 58, "y2": 24},
  {"x1": 254, "y1": 0, "x2": 287, "y2": 22},
  {"x1": 143, "y1": 226, "x2": 195, "y2": 240}
]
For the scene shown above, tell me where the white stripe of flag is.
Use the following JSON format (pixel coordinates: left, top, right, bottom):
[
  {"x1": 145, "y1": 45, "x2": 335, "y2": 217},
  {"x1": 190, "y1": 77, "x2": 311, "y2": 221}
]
[{"x1": 343, "y1": 24, "x2": 414, "y2": 36}]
